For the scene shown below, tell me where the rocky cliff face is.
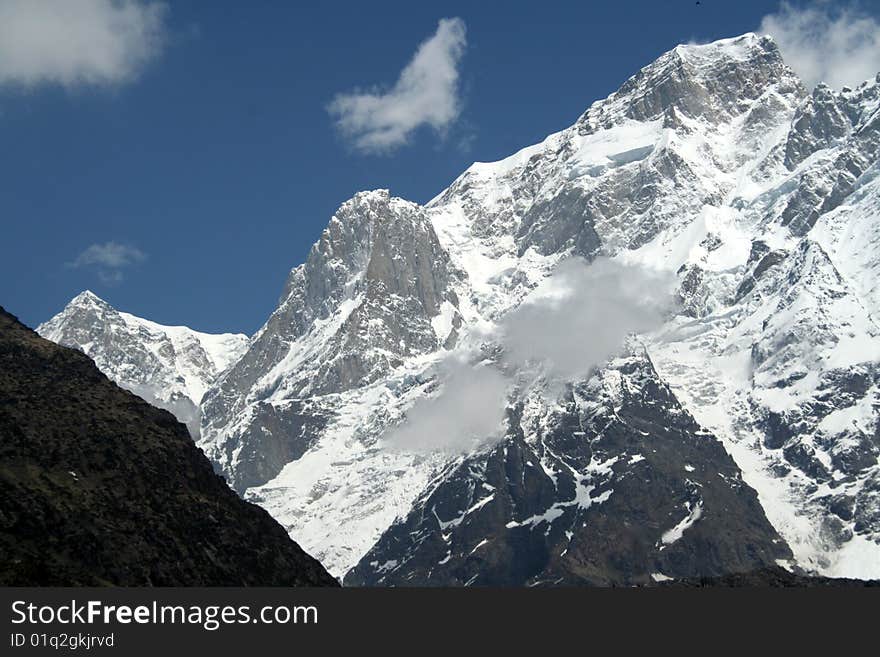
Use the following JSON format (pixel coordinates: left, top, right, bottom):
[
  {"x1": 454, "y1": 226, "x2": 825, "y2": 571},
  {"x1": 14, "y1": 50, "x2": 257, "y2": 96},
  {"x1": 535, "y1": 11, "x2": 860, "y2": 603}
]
[
  {"x1": 0, "y1": 307, "x2": 337, "y2": 586},
  {"x1": 39, "y1": 33, "x2": 880, "y2": 583},
  {"x1": 199, "y1": 190, "x2": 462, "y2": 493}
]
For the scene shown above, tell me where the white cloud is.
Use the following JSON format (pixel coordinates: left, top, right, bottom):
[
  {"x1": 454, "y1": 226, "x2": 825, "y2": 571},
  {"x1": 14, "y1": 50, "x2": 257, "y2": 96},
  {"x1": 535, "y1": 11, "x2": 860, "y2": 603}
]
[
  {"x1": 69, "y1": 241, "x2": 147, "y2": 284},
  {"x1": 499, "y1": 258, "x2": 675, "y2": 382},
  {"x1": 71, "y1": 242, "x2": 146, "y2": 268},
  {"x1": 384, "y1": 360, "x2": 510, "y2": 454},
  {"x1": 384, "y1": 258, "x2": 677, "y2": 454},
  {"x1": 0, "y1": 0, "x2": 168, "y2": 88},
  {"x1": 328, "y1": 17, "x2": 467, "y2": 153},
  {"x1": 759, "y1": 1, "x2": 880, "y2": 89}
]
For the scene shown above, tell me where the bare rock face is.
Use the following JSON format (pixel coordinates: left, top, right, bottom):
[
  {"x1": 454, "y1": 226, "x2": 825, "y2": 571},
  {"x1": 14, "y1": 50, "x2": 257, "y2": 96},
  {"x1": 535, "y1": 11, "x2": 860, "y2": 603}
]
[
  {"x1": 0, "y1": 308, "x2": 337, "y2": 586},
  {"x1": 784, "y1": 84, "x2": 853, "y2": 169},
  {"x1": 199, "y1": 190, "x2": 462, "y2": 492}
]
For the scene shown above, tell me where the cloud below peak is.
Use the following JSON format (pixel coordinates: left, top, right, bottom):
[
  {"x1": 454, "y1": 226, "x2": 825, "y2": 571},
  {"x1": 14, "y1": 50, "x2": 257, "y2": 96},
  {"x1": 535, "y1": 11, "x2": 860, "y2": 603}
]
[
  {"x1": 384, "y1": 258, "x2": 677, "y2": 455},
  {"x1": 0, "y1": 0, "x2": 168, "y2": 88},
  {"x1": 69, "y1": 241, "x2": 147, "y2": 285},
  {"x1": 328, "y1": 17, "x2": 467, "y2": 154},
  {"x1": 759, "y1": 1, "x2": 880, "y2": 89}
]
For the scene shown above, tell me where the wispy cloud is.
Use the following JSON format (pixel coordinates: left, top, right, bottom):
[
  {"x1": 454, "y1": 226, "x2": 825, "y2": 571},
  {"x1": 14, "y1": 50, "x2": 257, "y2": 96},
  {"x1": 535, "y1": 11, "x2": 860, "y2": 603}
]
[
  {"x1": 498, "y1": 258, "x2": 674, "y2": 382},
  {"x1": 328, "y1": 17, "x2": 467, "y2": 154},
  {"x1": 759, "y1": 1, "x2": 880, "y2": 89},
  {"x1": 385, "y1": 258, "x2": 676, "y2": 454},
  {"x1": 384, "y1": 360, "x2": 509, "y2": 454},
  {"x1": 0, "y1": 0, "x2": 168, "y2": 88},
  {"x1": 69, "y1": 241, "x2": 147, "y2": 285}
]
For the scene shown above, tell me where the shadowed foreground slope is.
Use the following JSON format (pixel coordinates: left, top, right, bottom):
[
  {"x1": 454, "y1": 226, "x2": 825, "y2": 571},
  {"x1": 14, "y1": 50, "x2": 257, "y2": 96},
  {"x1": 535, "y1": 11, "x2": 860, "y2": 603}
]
[
  {"x1": 662, "y1": 566, "x2": 878, "y2": 587},
  {"x1": 0, "y1": 307, "x2": 337, "y2": 586}
]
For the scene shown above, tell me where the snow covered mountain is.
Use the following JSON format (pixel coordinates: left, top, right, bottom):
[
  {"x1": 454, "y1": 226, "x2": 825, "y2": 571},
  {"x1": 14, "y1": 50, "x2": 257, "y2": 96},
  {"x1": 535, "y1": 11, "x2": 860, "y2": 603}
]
[
  {"x1": 40, "y1": 33, "x2": 880, "y2": 583},
  {"x1": 38, "y1": 291, "x2": 248, "y2": 438}
]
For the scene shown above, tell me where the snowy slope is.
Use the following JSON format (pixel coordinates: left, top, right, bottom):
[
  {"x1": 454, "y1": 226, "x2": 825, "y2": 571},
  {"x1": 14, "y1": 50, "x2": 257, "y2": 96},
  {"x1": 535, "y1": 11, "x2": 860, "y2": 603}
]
[
  {"x1": 38, "y1": 291, "x2": 248, "y2": 437},
  {"x1": 409, "y1": 34, "x2": 880, "y2": 581}
]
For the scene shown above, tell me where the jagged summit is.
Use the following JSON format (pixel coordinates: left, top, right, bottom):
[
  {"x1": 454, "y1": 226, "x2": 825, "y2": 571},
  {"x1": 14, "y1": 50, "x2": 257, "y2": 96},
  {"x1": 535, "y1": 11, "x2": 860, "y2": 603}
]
[
  {"x1": 448, "y1": 34, "x2": 796, "y2": 193},
  {"x1": 71, "y1": 289, "x2": 101, "y2": 302},
  {"x1": 66, "y1": 289, "x2": 110, "y2": 309},
  {"x1": 576, "y1": 32, "x2": 802, "y2": 132},
  {"x1": 200, "y1": 183, "x2": 461, "y2": 493},
  {"x1": 349, "y1": 188, "x2": 390, "y2": 201},
  {"x1": 673, "y1": 32, "x2": 775, "y2": 62}
]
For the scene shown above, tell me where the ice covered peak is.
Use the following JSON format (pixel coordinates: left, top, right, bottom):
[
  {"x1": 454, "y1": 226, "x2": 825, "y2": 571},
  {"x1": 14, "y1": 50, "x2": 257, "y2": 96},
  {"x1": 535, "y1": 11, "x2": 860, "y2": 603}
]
[
  {"x1": 41, "y1": 290, "x2": 120, "y2": 337},
  {"x1": 67, "y1": 289, "x2": 110, "y2": 310},
  {"x1": 576, "y1": 32, "x2": 803, "y2": 134},
  {"x1": 673, "y1": 32, "x2": 774, "y2": 63},
  {"x1": 38, "y1": 294, "x2": 249, "y2": 438},
  {"x1": 332, "y1": 188, "x2": 423, "y2": 221},
  {"x1": 354, "y1": 188, "x2": 390, "y2": 200},
  {"x1": 338, "y1": 188, "x2": 391, "y2": 210},
  {"x1": 315, "y1": 190, "x2": 430, "y2": 259}
]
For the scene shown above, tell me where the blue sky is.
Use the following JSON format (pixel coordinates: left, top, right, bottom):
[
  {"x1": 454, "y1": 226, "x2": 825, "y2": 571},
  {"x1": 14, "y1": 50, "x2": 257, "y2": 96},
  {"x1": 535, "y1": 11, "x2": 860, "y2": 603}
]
[{"x1": 3, "y1": 1, "x2": 880, "y2": 334}]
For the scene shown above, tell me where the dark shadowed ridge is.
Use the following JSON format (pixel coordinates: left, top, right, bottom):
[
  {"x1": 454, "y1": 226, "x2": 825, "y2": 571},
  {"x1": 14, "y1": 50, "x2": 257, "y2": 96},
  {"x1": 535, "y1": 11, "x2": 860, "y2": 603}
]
[
  {"x1": 662, "y1": 566, "x2": 878, "y2": 587},
  {"x1": 0, "y1": 306, "x2": 338, "y2": 586}
]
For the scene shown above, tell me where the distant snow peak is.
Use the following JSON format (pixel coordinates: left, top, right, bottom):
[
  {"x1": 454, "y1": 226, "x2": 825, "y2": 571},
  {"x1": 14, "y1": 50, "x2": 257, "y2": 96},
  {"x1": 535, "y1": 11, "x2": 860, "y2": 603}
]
[
  {"x1": 72, "y1": 289, "x2": 103, "y2": 304},
  {"x1": 37, "y1": 291, "x2": 248, "y2": 438}
]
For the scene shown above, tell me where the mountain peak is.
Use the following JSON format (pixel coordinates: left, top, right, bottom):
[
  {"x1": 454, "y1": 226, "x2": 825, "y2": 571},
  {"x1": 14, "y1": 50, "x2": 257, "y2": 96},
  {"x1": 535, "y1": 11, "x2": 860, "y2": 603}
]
[
  {"x1": 68, "y1": 289, "x2": 110, "y2": 309},
  {"x1": 38, "y1": 293, "x2": 249, "y2": 438},
  {"x1": 673, "y1": 32, "x2": 775, "y2": 61},
  {"x1": 329, "y1": 189, "x2": 402, "y2": 220},
  {"x1": 339, "y1": 189, "x2": 393, "y2": 211},
  {"x1": 355, "y1": 188, "x2": 390, "y2": 199},
  {"x1": 576, "y1": 31, "x2": 803, "y2": 135}
]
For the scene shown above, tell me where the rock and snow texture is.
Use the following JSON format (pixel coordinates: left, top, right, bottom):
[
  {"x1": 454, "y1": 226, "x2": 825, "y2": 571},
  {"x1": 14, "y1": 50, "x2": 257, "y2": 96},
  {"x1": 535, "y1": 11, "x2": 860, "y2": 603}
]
[
  {"x1": 346, "y1": 356, "x2": 790, "y2": 586},
  {"x1": 198, "y1": 191, "x2": 462, "y2": 495},
  {"x1": 43, "y1": 33, "x2": 880, "y2": 582},
  {"x1": 38, "y1": 291, "x2": 248, "y2": 438}
]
